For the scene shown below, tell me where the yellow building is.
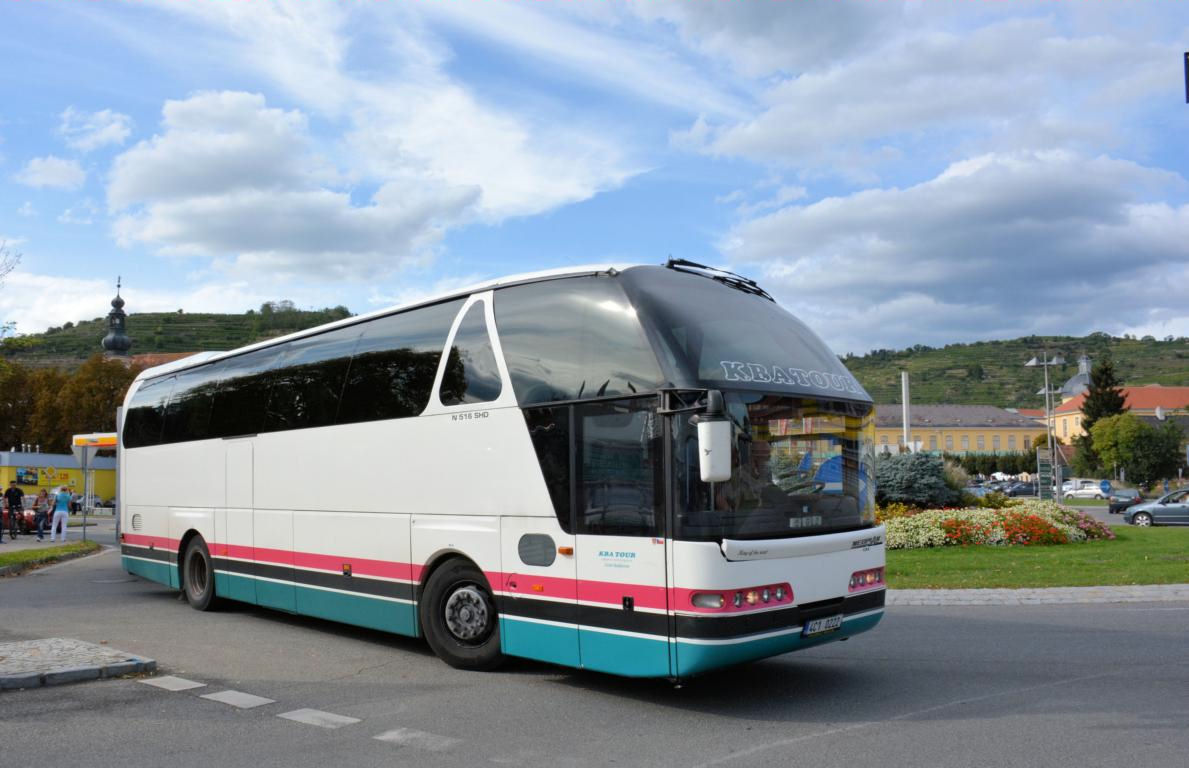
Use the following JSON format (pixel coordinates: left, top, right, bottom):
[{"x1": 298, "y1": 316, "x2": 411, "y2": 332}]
[
  {"x1": 1053, "y1": 385, "x2": 1189, "y2": 441},
  {"x1": 0, "y1": 451, "x2": 116, "y2": 502},
  {"x1": 875, "y1": 404, "x2": 1047, "y2": 455}
]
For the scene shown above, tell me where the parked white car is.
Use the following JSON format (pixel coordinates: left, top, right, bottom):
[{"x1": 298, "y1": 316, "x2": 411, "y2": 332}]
[{"x1": 1064, "y1": 480, "x2": 1107, "y2": 500}]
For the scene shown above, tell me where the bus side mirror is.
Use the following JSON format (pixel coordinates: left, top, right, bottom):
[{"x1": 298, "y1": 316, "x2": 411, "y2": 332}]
[{"x1": 697, "y1": 390, "x2": 732, "y2": 483}]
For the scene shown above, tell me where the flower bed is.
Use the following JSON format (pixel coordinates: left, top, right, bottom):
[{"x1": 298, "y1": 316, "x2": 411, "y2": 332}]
[{"x1": 880, "y1": 499, "x2": 1115, "y2": 549}]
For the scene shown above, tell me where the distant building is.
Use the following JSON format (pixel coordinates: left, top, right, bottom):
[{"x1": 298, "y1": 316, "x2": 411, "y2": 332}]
[
  {"x1": 874, "y1": 404, "x2": 1047, "y2": 455},
  {"x1": 1053, "y1": 385, "x2": 1189, "y2": 440},
  {"x1": 101, "y1": 279, "x2": 132, "y2": 357},
  {"x1": 0, "y1": 450, "x2": 116, "y2": 501},
  {"x1": 1058, "y1": 354, "x2": 1093, "y2": 400}
]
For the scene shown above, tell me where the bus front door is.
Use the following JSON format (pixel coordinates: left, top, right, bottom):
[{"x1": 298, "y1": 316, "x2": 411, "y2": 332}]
[{"x1": 573, "y1": 399, "x2": 671, "y2": 678}]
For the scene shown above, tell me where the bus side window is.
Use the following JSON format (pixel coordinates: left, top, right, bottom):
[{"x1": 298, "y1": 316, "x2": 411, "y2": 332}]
[
  {"x1": 575, "y1": 399, "x2": 662, "y2": 538},
  {"x1": 161, "y1": 366, "x2": 219, "y2": 444},
  {"x1": 439, "y1": 300, "x2": 502, "y2": 406},
  {"x1": 524, "y1": 406, "x2": 573, "y2": 534},
  {"x1": 262, "y1": 325, "x2": 360, "y2": 433},
  {"x1": 495, "y1": 277, "x2": 663, "y2": 406},
  {"x1": 338, "y1": 299, "x2": 462, "y2": 425},
  {"x1": 123, "y1": 376, "x2": 176, "y2": 449},
  {"x1": 208, "y1": 347, "x2": 286, "y2": 439}
]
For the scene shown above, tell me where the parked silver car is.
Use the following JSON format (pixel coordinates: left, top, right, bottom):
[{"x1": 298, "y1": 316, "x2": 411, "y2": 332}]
[{"x1": 1123, "y1": 490, "x2": 1189, "y2": 527}]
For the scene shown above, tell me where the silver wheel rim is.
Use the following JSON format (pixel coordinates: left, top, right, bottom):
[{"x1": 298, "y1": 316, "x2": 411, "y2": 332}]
[
  {"x1": 1135, "y1": 515, "x2": 1151, "y2": 527},
  {"x1": 443, "y1": 585, "x2": 491, "y2": 643}
]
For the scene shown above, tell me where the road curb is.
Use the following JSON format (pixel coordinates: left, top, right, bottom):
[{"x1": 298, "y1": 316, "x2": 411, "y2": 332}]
[
  {"x1": 887, "y1": 583, "x2": 1189, "y2": 605},
  {"x1": 0, "y1": 640, "x2": 156, "y2": 691},
  {"x1": 0, "y1": 543, "x2": 105, "y2": 578}
]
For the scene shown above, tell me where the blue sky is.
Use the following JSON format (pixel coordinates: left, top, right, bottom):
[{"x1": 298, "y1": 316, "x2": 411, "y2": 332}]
[{"x1": 1, "y1": 0, "x2": 1187, "y2": 354}]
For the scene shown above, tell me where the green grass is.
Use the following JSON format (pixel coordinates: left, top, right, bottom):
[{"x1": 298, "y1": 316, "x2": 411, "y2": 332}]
[
  {"x1": 886, "y1": 526, "x2": 1189, "y2": 589},
  {"x1": 1066, "y1": 498, "x2": 1109, "y2": 506},
  {"x1": 0, "y1": 540, "x2": 101, "y2": 570}
]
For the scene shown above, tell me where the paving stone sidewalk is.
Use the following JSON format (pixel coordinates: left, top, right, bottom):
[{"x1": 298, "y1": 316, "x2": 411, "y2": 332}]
[
  {"x1": 888, "y1": 583, "x2": 1189, "y2": 605},
  {"x1": 0, "y1": 638, "x2": 155, "y2": 690}
]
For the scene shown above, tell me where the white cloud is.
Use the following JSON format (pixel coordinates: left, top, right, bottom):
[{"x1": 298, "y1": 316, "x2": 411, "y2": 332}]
[
  {"x1": 681, "y1": 18, "x2": 1174, "y2": 172},
  {"x1": 723, "y1": 150, "x2": 1189, "y2": 353},
  {"x1": 58, "y1": 199, "x2": 98, "y2": 225},
  {"x1": 140, "y1": 2, "x2": 640, "y2": 220},
  {"x1": 108, "y1": 91, "x2": 478, "y2": 280},
  {"x1": 17, "y1": 202, "x2": 36, "y2": 218},
  {"x1": 59, "y1": 107, "x2": 133, "y2": 152},
  {"x1": 13, "y1": 155, "x2": 86, "y2": 190},
  {"x1": 632, "y1": 0, "x2": 904, "y2": 77}
]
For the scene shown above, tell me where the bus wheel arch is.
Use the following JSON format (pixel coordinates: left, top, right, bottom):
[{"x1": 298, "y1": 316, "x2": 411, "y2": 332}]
[
  {"x1": 417, "y1": 555, "x2": 504, "y2": 671},
  {"x1": 179, "y1": 531, "x2": 219, "y2": 612}
]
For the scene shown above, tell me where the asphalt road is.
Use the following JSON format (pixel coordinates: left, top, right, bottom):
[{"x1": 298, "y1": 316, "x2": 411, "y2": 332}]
[{"x1": 1, "y1": 549, "x2": 1185, "y2": 768}]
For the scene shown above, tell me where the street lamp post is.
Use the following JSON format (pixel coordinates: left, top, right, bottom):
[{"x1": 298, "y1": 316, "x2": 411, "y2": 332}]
[{"x1": 1025, "y1": 353, "x2": 1065, "y2": 497}]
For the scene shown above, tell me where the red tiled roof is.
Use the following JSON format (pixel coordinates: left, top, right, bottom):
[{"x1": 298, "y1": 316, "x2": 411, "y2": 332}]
[
  {"x1": 1014, "y1": 408, "x2": 1045, "y2": 418},
  {"x1": 1055, "y1": 386, "x2": 1189, "y2": 414}
]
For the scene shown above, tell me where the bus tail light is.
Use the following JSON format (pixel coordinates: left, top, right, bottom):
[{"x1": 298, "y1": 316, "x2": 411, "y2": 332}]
[
  {"x1": 849, "y1": 567, "x2": 885, "y2": 592},
  {"x1": 691, "y1": 592, "x2": 725, "y2": 609}
]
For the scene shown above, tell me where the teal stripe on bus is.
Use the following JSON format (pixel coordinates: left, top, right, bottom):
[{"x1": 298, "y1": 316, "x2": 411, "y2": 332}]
[
  {"x1": 122, "y1": 556, "x2": 175, "y2": 587},
  {"x1": 214, "y1": 572, "x2": 417, "y2": 636},
  {"x1": 500, "y1": 617, "x2": 581, "y2": 668},
  {"x1": 674, "y1": 610, "x2": 884, "y2": 677}
]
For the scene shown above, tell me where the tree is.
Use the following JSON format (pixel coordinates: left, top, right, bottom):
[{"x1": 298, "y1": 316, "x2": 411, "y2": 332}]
[
  {"x1": 55, "y1": 355, "x2": 143, "y2": 440},
  {"x1": 1082, "y1": 355, "x2": 1127, "y2": 431},
  {"x1": 1092, "y1": 414, "x2": 1184, "y2": 488},
  {"x1": 1078, "y1": 355, "x2": 1128, "y2": 474},
  {"x1": 0, "y1": 240, "x2": 20, "y2": 286}
]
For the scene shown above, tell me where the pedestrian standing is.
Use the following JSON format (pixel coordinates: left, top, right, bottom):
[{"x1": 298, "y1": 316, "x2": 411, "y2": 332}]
[
  {"x1": 4, "y1": 481, "x2": 24, "y2": 540},
  {"x1": 50, "y1": 486, "x2": 71, "y2": 544},
  {"x1": 33, "y1": 489, "x2": 50, "y2": 541}
]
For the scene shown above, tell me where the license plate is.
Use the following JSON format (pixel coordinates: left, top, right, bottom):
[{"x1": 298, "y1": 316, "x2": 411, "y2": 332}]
[{"x1": 802, "y1": 614, "x2": 844, "y2": 637}]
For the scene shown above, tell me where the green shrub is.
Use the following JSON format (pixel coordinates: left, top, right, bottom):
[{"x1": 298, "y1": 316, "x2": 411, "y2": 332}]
[{"x1": 875, "y1": 453, "x2": 961, "y2": 509}]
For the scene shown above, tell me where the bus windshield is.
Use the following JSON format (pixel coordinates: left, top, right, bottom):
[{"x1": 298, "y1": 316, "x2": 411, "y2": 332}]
[{"x1": 673, "y1": 391, "x2": 876, "y2": 541}]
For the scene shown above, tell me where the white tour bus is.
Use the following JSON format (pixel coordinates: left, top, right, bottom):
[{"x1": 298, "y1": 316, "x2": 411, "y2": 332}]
[{"x1": 119, "y1": 261, "x2": 885, "y2": 679}]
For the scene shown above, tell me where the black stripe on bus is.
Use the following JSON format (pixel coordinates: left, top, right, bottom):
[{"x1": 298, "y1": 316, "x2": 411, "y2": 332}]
[
  {"x1": 210, "y1": 557, "x2": 415, "y2": 602},
  {"x1": 674, "y1": 590, "x2": 885, "y2": 640},
  {"x1": 497, "y1": 597, "x2": 670, "y2": 637},
  {"x1": 121, "y1": 544, "x2": 174, "y2": 564},
  {"x1": 496, "y1": 589, "x2": 884, "y2": 641}
]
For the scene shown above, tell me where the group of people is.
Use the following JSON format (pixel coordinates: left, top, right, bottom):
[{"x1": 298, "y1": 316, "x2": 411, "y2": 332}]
[{"x1": 3, "y1": 481, "x2": 72, "y2": 543}]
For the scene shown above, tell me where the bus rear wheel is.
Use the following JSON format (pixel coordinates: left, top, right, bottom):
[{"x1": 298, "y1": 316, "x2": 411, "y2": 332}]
[
  {"x1": 182, "y1": 537, "x2": 219, "y2": 611},
  {"x1": 420, "y1": 559, "x2": 503, "y2": 671}
]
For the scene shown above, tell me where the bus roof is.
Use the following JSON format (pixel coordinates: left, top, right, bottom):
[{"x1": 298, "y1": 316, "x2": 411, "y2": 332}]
[{"x1": 134, "y1": 263, "x2": 641, "y2": 382}]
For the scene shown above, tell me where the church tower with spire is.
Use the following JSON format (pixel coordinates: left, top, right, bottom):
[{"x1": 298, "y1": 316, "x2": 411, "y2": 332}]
[{"x1": 101, "y1": 277, "x2": 132, "y2": 356}]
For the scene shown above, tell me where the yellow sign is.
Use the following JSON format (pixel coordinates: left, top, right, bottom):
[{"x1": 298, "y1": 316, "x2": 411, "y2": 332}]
[{"x1": 72, "y1": 433, "x2": 118, "y2": 448}]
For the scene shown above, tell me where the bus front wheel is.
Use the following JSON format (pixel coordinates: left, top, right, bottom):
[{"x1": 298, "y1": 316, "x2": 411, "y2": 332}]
[
  {"x1": 182, "y1": 537, "x2": 219, "y2": 612},
  {"x1": 420, "y1": 559, "x2": 503, "y2": 671}
]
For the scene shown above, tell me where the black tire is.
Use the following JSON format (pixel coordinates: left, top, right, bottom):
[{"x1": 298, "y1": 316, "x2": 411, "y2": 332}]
[
  {"x1": 182, "y1": 537, "x2": 219, "y2": 611},
  {"x1": 1131, "y1": 512, "x2": 1153, "y2": 528},
  {"x1": 419, "y1": 559, "x2": 503, "y2": 671}
]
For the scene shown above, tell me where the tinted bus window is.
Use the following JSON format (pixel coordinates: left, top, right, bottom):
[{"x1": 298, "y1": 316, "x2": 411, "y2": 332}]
[
  {"x1": 263, "y1": 325, "x2": 361, "y2": 432},
  {"x1": 524, "y1": 406, "x2": 572, "y2": 533},
  {"x1": 575, "y1": 398, "x2": 661, "y2": 537},
  {"x1": 439, "y1": 300, "x2": 501, "y2": 406},
  {"x1": 495, "y1": 277, "x2": 663, "y2": 405},
  {"x1": 338, "y1": 299, "x2": 463, "y2": 424},
  {"x1": 208, "y1": 347, "x2": 286, "y2": 438},
  {"x1": 123, "y1": 376, "x2": 175, "y2": 449},
  {"x1": 161, "y1": 365, "x2": 221, "y2": 444}
]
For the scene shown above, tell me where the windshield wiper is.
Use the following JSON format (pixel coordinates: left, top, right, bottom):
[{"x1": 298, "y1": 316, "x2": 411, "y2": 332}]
[{"x1": 664, "y1": 258, "x2": 774, "y2": 302}]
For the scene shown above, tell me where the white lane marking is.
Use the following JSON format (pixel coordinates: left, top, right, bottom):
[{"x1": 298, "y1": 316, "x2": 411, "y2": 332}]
[
  {"x1": 277, "y1": 708, "x2": 361, "y2": 729},
  {"x1": 138, "y1": 675, "x2": 206, "y2": 691},
  {"x1": 200, "y1": 690, "x2": 275, "y2": 709},
  {"x1": 373, "y1": 728, "x2": 462, "y2": 752}
]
